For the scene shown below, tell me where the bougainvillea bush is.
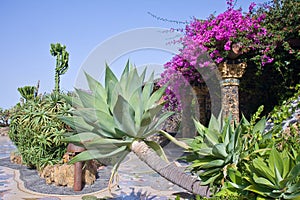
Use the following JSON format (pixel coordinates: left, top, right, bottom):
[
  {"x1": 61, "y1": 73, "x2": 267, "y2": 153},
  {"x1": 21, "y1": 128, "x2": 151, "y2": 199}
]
[
  {"x1": 181, "y1": 0, "x2": 274, "y2": 67},
  {"x1": 159, "y1": 0, "x2": 300, "y2": 114}
]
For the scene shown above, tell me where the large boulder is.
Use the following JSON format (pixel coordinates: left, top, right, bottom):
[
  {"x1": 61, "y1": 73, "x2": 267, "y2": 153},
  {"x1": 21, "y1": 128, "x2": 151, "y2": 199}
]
[{"x1": 39, "y1": 160, "x2": 98, "y2": 187}]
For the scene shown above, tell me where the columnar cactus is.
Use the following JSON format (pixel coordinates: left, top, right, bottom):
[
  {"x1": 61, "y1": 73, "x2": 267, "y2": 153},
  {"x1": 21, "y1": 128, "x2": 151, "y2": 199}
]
[{"x1": 50, "y1": 43, "x2": 69, "y2": 94}]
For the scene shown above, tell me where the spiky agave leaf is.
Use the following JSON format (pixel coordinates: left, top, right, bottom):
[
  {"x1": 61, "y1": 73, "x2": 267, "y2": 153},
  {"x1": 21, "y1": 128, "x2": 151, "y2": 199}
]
[{"x1": 61, "y1": 61, "x2": 174, "y2": 189}]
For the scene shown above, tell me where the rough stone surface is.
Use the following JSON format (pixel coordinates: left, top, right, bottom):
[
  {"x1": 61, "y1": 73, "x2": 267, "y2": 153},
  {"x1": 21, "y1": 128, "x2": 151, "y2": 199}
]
[
  {"x1": 0, "y1": 127, "x2": 9, "y2": 136},
  {"x1": 10, "y1": 151, "x2": 22, "y2": 165},
  {"x1": 39, "y1": 161, "x2": 98, "y2": 188},
  {"x1": 222, "y1": 83, "x2": 239, "y2": 122}
]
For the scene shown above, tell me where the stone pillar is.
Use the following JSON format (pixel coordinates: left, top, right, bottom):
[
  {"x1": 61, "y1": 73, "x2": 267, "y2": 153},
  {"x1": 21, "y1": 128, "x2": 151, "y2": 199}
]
[
  {"x1": 193, "y1": 84, "x2": 209, "y2": 126},
  {"x1": 218, "y1": 61, "x2": 247, "y2": 122}
]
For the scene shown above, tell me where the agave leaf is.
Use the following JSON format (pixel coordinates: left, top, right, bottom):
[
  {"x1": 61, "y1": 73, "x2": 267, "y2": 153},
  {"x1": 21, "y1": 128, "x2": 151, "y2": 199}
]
[
  {"x1": 113, "y1": 95, "x2": 137, "y2": 137},
  {"x1": 253, "y1": 157, "x2": 276, "y2": 184},
  {"x1": 222, "y1": 121, "x2": 231, "y2": 145},
  {"x1": 108, "y1": 81, "x2": 122, "y2": 110},
  {"x1": 269, "y1": 148, "x2": 284, "y2": 176},
  {"x1": 69, "y1": 145, "x2": 128, "y2": 164},
  {"x1": 84, "y1": 72, "x2": 107, "y2": 101},
  {"x1": 145, "y1": 85, "x2": 166, "y2": 110},
  {"x1": 108, "y1": 150, "x2": 130, "y2": 191},
  {"x1": 200, "y1": 168, "x2": 220, "y2": 177},
  {"x1": 125, "y1": 67, "x2": 143, "y2": 98},
  {"x1": 244, "y1": 185, "x2": 272, "y2": 197},
  {"x1": 105, "y1": 63, "x2": 118, "y2": 89},
  {"x1": 274, "y1": 165, "x2": 283, "y2": 186},
  {"x1": 129, "y1": 87, "x2": 143, "y2": 129},
  {"x1": 201, "y1": 159, "x2": 225, "y2": 168},
  {"x1": 94, "y1": 110, "x2": 120, "y2": 138},
  {"x1": 253, "y1": 173, "x2": 276, "y2": 188},
  {"x1": 140, "y1": 104, "x2": 163, "y2": 129},
  {"x1": 200, "y1": 173, "x2": 220, "y2": 186},
  {"x1": 193, "y1": 119, "x2": 206, "y2": 135},
  {"x1": 58, "y1": 116, "x2": 94, "y2": 133},
  {"x1": 121, "y1": 60, "x2": 130, "y2": 77},
  {"x1": 139, "y1": 67, "x2": 147, "y2": 84},
  {"x1": 142, "y1": 72, "x2": 154, "y2": 102},
  {"x1": 208, "y1": 114, "x2": 221, "y2": 132},
  {"x1": 63, "y1": 94, "x2": 83, "y2": 108},
  {"x1": 75, "y1": 88, "x2": 96, "y2": 108},
  {"x1": 212, "y1": 143, "x2": 228, "y2": 158},
  {"x1": 62, "y1": 132, "x2": 102, "y2": 143},
  {"x1": 76, "y1": 108, "x2": 98, "y2": 125},
  {"x1": 287, "y1": 163, "x2": 300, "y2": 182},
  {"x1": 197, "y1": 147, "x2": 213, "y2": 156},
  {"x1": 204, "y1": 129, "x2": 220, "y2": 146},
  {"x1": 144, "y1": 140, "x2": 169, "y2": 162},
  {"x1": 119, "y1": 61, "x2": 130, "y2": 89},
  {"x1": 141, "y1": 111, "x2": 174, "y2": 138},
  {"x1": 84, "y1": 137, "x2": 133, "y2": 146}
]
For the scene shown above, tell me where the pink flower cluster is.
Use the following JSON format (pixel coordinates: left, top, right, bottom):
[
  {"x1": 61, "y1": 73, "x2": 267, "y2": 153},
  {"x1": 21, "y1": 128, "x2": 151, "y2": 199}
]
[
  {"x1": 159, "y1": 0, "x2": 275, "y2": 111},
  {"x1": 182, "y1": 3, "x2": 272, "y2": 65},
  {"x1": 158, "y1": 55, "x2": 205, "y2": 111}
]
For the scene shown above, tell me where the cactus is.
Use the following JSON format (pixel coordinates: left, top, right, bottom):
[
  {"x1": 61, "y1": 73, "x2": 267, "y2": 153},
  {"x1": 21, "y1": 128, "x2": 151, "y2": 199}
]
[
  {"x1": 17, "y1": 86, "x2": 36, "y2": 101},
  {"x1": 50, "y1": 43, "x2": 69, "y2": 94}
]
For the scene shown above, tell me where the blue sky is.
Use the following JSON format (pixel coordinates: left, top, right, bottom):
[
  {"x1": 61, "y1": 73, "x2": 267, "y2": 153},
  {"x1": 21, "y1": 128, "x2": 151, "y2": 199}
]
[{"x1": 0, "y1": 0, "x2": 266, "y2": 109}]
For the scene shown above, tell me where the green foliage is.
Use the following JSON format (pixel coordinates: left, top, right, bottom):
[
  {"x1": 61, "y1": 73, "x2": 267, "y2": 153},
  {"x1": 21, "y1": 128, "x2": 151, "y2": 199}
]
[
  {"x1": 183, "y1": 111, "x2": 269, "y2": 191},
  {"x1": 270, "y1": 84, "x2": 300, "y2": 125},
  {"x1": 17, "y1": 85, "x2": 36, "y2": 101},
  {"x1": 184, "y1": 103, "x2": 300, "y2": 199},
  {"x1": 61, "y1": 61, "x2": 173, "y2": 186},
  {"x1": 243, "y1": 148, "x2": 300, "y2": 199},
  {"x1": 50, "y1": 43, "x2": 69, "y2": 94},
  {"x1": 9, "y1": 93, "x2": 71, "y2": 169},
  {"x1": 0, "y1": 107, "x2": 10, "y2": 127},
  {"x1": 240, "y1": 0, "x2": 300, "y2": 118}
]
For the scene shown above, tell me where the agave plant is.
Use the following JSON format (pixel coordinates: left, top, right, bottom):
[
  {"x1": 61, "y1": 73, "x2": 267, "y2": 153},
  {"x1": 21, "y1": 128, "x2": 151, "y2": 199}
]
[
  {"x1": 243, "y1": 148, "x2": 300, "y2": 199},
  {"x1": 60, "y1": 61, "x2": 209, "y2": 196},
  {"x1": 184, "y1": 112, "x2": 269, "y2": 189}
]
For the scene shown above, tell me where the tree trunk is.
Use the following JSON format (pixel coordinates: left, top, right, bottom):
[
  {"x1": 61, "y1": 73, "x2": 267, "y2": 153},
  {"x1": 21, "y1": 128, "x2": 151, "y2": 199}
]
[{"x1": 131, "y1": 140, "x2": 210, "y2": 197}]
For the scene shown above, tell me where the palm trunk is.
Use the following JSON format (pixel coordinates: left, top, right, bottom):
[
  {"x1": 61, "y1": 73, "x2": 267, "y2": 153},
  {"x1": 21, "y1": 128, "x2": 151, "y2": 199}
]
[{"x1": 131, "y1": 140, "x2": 210, "y2": 197}]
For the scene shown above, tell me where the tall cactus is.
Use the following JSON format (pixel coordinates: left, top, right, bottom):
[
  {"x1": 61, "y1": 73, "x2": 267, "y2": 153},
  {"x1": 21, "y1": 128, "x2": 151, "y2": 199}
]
[{"x1": 50, "y1": 43, "x2": 69, "y2": 94}]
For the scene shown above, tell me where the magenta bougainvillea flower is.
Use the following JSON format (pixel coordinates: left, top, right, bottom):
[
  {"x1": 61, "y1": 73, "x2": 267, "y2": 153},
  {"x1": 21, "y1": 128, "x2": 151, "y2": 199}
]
[{"x1": 159, "y1": 0, "x2": 275, "y2": 111}]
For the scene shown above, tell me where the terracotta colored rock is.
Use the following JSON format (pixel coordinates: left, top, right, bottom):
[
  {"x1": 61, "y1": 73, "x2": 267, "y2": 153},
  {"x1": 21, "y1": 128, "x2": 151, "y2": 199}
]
[
  {"x1": 39, "y1": 161, "x2": 98, "y2": 188},
  {"x1": 10, "y1": 152, "x2": 22, "y2": 165}
]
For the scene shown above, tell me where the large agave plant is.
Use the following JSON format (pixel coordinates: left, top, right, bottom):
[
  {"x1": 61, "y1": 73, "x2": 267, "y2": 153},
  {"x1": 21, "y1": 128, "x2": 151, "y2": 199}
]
[
  {"x1": 61, "y1": 62, "x2": 172, "y2": 183},
  {"x1": 59, "y1": 62, "x2": 212, "y2": 196}
]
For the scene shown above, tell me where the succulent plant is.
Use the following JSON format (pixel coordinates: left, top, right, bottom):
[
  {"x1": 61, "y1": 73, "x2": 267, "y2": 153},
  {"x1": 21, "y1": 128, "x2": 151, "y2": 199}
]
[
  {"x1": 184, "y1": 113, "x2": 268, "y2": 188},
  {"x1": 60, "y1": 62, "x2": 173, "y2": 186},
  {"x1": 60, "y1": 62, "x2": 210, "y2": 196},
  {"x1": 243, "y1": 148, "x2": 300, "y2": 199}
]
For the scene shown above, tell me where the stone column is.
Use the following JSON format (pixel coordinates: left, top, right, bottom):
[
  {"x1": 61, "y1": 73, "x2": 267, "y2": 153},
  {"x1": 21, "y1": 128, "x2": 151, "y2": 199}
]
[{"x1": 218, "y1": 61, "x2": 247, "y2": 122}]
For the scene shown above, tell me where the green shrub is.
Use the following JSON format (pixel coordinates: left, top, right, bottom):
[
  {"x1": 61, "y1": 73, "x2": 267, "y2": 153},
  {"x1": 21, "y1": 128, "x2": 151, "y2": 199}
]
[
  {"x1": 183, "y1": 104, "x2": 300, "y2": 199},
  {"x1": 243, "y1": 148, "x2": 300, "y2": 199},
  {"x1": 9, "y1": 92, "x2": 71, "y2": 169},
  {"x1": 183, "y1": 107, "x2": 270, "y2": 192}
]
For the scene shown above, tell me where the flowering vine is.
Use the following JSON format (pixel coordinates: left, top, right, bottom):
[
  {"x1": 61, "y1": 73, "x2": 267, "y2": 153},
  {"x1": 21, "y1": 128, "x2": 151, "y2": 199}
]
[{"x1": 159, "y1": 0, "x2": 275, "y2": 111}]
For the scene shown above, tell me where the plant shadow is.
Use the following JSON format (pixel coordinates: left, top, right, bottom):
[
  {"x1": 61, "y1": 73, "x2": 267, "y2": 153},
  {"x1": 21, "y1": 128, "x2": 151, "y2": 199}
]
[{"x1": 108, "y1": 187, "x2": 162, "y2": 200}]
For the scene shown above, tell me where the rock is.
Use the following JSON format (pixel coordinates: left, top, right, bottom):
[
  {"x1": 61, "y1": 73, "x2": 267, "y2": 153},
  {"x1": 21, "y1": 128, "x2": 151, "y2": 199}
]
[
  {"x1": 39, "y1": 160, "x2": 98, "y2": 188},
  {"x1": 10, "y1": 151, "x2": 22, "y2": 165},
  {"x1": 0, "y1": 126, "x2": 9, "y2": 136}
]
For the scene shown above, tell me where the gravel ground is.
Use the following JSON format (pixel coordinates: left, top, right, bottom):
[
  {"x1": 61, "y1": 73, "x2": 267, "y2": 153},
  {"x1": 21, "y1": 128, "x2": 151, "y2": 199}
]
[{"x1": 0, "y1": 157, "x2": 111, "y2": 195}]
